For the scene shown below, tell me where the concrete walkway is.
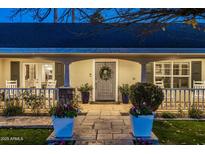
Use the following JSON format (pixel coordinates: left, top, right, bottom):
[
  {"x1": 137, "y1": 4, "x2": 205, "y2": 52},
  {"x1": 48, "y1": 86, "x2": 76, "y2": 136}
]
[{"x1": 0, "y1": 104, "x2": 134, "y2": 145}]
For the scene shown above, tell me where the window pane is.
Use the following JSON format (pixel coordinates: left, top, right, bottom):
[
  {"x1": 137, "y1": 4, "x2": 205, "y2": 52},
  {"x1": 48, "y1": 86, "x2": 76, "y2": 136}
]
[
  {"x1": 173, "y1": 77, "x2": 189, "y2": 88},
  {"x1": 182, "y1": 64, "x2": 189, "y2": 75},
  {"x1": 182, "y1": 69, "x2": 189, "y2": 75},
  {"x1": 43, "y1": 64, "x2": 53, "y2": 81},
  {"x1": 155, "y1": 64, "x2": 162, "y2": 75},
  {"x1": 182, "y1": 64, "x2": 188, "y2": 69},
  {"x1": 155, "y1": 63, "x2": 171, "y2": 75},
  {"x1": 156, "y1": 77, "x2": 171, "y2": 88},
  {"x1": 164, "y1": 64, "x2": 171, "y2": 69},
  {"x1": 25, "y1": 65, "x2": 29, "y2": 80},
  {"x1": 164, "y1": 69, "x2": 171, "y2": 75},
  {"x1": 173, "y1": 64, "x2": 179, "y2": 75}
]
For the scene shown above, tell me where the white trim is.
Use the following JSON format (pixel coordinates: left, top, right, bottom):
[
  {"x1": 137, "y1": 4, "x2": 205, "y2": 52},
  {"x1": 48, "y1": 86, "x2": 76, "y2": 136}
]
[
  {"x1": 22, "y1": 63, "x2": 38, "y2": 88},
  {"x1": 92, "y1": 59, "x2": 96, "y2": 102},
  {"x1": 153, "y1": 62, "x2": 156, "y2": 84},
  {"x1": 22, "y1": 62, "x2": 54, "y2": 88},
  {"x1": 93, "y1": 58, "x2": 118, "y2": 102},
  {"x1": 171, "y1": 62, "x2": 174, "y2": 88},
  {"x1": 41, "y1": 63, "x2": 54, "y2": 82},
  {"x1": 116, "y1": 60, "x2": 119, "y2": 102}
]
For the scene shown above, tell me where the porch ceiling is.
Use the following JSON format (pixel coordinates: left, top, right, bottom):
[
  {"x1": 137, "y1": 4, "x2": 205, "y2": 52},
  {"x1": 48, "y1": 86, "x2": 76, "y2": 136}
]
[{"x1": 1, "y1": 48, "x2": 205, "y2": 62}]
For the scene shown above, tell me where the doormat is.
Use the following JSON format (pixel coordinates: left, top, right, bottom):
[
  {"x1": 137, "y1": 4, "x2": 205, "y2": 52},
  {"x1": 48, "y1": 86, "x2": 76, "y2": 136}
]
[
  {"x1": 120, "y1": 112, "x2": 129, "y2": 116},
  {"x1": 90, "y1": 101, "x2": 120, "y2": 104}
]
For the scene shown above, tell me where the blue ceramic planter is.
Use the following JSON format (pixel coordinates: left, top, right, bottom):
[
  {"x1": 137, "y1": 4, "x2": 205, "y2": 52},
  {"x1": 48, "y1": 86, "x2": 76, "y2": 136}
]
[
  {"x1": 130, "y1": 114, "x2": 154, "y2": 137},
  {"x1": 52, "y1": 116, "x2": 74, "y2": 138},
  {"x1": 122, "y1": 94, "x2": 129, "y2": 104},
  {"x1": 81, "y1": 92, "x2": 90, "y2": 104}
]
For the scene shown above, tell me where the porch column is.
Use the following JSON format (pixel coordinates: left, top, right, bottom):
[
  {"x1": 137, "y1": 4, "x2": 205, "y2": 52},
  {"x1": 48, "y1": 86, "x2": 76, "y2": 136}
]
[
  {"x1": 140, "y1": 61, "x2": 148, "y2": 83},
  {"x1": 64, "y1": 62, "x2": 71, "y2": 87}
]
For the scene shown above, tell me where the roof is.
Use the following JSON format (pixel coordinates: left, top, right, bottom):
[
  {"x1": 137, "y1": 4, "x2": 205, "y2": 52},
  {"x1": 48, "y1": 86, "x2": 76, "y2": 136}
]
[{"x1": 0, "y1": 23, "x2": 205, "y2": 53}]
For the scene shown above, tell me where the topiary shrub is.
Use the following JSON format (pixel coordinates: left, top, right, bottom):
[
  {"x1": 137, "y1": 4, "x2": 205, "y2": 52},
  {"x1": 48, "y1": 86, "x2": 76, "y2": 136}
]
[
  {"x1": 188, "y1": 105, "x2": 203, "y2": 119},
  {"x1": 129, "y1": 82, "x2": 164, "y2": 116},
  {"x1": 161, "y1": 112, "x2": 177, "y2": 119}
]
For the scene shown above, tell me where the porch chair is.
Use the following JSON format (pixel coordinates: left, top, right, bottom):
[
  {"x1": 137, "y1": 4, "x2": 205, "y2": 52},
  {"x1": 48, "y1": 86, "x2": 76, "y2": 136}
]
[
  {"x1": 46, "y1": 80, "x2": 57, "y2": 88},
  {"x1": 193, "y1": 80, "x2": 205, "y2": 100},
  {"x1": 5, "y1": 80, "x2": 18, "y2": 98},
  {"x1": 34, "y1": 79, "x2": 42, "y2": 88},
  {"x1": 155, "y1": 80, "x2": 164, "y2": 89}
]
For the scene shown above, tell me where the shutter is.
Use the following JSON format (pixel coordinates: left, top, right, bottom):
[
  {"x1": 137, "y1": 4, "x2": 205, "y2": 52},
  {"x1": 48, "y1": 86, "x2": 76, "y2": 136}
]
[
  {"x1": 55, "y1": 62, "x2": 64, "y2": 87},
  {"x1": 10, "y1": 61, "x2": 20, "y2": 87},
  {"x1": 191, "y1": 61, "x2": 202, "y2": 87},
  {"x1": 146, "y1": 62, "x2": 154, "y2": 83}
]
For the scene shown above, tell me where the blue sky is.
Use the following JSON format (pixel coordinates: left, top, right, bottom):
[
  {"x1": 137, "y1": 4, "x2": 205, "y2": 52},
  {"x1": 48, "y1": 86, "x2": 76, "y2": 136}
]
[
  {"x1": 0, "y1": 8, "x2": 57, "y2": 22},
  {"x1": 0, "y1": 8, "x2": 123, "y2": 23},
  {"x1": 1, "y1": 8, "x2": 204, "y2": 23}
]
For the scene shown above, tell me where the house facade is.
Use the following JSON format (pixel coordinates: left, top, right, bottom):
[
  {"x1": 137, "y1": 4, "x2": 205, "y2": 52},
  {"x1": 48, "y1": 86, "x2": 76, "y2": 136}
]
[
  {"x1": 0, "y1": 58, "x2": 205, "y2": 102},
  {"x1": 1, "y1": 23, "x2": 205, "y2": 111}
]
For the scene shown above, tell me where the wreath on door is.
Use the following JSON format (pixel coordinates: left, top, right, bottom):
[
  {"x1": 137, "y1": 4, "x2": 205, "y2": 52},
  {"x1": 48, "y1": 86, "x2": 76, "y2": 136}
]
[{"x1": 99, "y1": 66, "x2": 112, "y2": 81}]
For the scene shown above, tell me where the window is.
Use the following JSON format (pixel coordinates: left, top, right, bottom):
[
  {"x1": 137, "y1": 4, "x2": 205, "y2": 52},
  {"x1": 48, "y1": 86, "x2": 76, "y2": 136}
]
[
  {"x1": 24, "y1": 64, "x2": 37, "y2": 80},
  {"x1": 42, "y1": 64, "x2": 53, "y2": 82},
  {"x1": 154, "y1": 62, "x2": 190, "y2": 88}
]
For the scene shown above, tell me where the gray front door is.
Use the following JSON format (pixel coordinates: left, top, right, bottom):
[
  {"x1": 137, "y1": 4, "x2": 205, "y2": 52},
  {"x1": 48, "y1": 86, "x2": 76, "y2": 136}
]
[{"x1": 95, "y1": 62, "x2": 116, "y2": 101}]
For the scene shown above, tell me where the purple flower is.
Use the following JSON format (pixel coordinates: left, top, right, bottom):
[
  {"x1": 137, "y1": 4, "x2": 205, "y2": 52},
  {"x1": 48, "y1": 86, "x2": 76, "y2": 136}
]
[{"x1": 60, "y1": 140, "x2": 66, "y2": 145}]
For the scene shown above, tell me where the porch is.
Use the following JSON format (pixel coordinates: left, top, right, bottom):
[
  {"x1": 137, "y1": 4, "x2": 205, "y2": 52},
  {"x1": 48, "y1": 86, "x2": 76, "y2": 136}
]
[{"x1": 0, "y1": 56, "x2": 205, "y2": 112}]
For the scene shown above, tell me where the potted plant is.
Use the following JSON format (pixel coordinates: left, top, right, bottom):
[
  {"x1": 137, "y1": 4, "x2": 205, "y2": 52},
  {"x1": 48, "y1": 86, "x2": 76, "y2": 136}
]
[
  {"x1": 119, "y1": 84, "x2": 130, "y2": 104},
  {"x1": 129, "y1": 82, "x2": 164, "y2": 137},
  {"x1": 77, "y1": 83, "x2": 92, "y2": 104},
  {"x1": 49, "y1": 97, "x2": 79, "y2": 138}
]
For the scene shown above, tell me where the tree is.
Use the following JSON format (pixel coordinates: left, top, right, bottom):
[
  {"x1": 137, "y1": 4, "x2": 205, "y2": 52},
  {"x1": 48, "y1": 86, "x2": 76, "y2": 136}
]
[
  {"x1": 9, "y1": 8, "x2": 205, "y2": 30},
  {"x1": 10, "y1": 8, "x2": 79, "y2": 23},
  {"x1": 89, "y1": 11, "x2": 104, "y2": 24}
]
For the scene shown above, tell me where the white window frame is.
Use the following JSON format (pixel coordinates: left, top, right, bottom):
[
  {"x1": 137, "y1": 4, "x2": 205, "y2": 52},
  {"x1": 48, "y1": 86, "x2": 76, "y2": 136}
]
[
  {"x1": 41, "y1": 63, "x2": 54, "y2": 82},
  {"x1": 154, "y1": 61, "x2": 191, "y2": 88},
  {"x1": 23, "y1": 63, "x2": 54, "y2": 88},
  {"x1": 22, "y1": 63, "x2": 38, "y2": 88}
]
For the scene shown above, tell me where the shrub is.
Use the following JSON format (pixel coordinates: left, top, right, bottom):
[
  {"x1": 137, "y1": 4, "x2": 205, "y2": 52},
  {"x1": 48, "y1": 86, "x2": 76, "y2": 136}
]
[
  {"x1": 49, "y1": 94, "x2": 80, "y2": 118},
  {"x1": 129, "y1": 82, "x2": 164, "y2": 116},
  {"x1": 119, "y1": 84, "x2": 130, "y2": 95},
  {"x1": 3, "y1": 99, "x2": 24, "y2": 116},
  {"x1": 0, "y1": 92, "x2": 4, "y2": 101},
  {"x1": 161, "y1": 112, "x2": 177, "y2": 119},
  {"x1": 23, "y1": 91, "x2": 45, "y2": 115},
  {"x1": 3, "y1": 105, "x2": 23, "y2": 116},
  {"x1": 178, "y1": 104, "x2": 186, "y2": 118},
  {"x1": 188, "y1": 105, "x2": 203, "y2": 119}
]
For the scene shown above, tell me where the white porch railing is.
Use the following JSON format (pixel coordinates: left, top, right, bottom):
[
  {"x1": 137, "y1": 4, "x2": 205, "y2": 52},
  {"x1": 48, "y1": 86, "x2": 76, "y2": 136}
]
[
  {"x1": 0, "y1": 88, "x2": 59, "y2": 111},
  {"x1": 0, "y1": 88, "x2": 205, "y2": 112},
  {"x1": 158, "y1": 88, "x2": 205, "y2": 111}
]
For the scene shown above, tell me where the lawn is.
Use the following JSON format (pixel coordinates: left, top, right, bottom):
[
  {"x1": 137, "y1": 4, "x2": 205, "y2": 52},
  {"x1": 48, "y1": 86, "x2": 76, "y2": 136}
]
[
  {"x1": 0, "y1": 120, "x2": 205, "y2": 145},
  {"x1": 0, "y1": 128, "x2": 52, "y2": 145},
  {"x1": 153, "y1": 120, "x2": 205, "y2": 145}
]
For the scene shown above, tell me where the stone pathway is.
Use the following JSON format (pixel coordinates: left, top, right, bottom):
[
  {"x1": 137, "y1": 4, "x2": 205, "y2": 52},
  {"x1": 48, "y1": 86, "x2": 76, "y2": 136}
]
[{"x1": 0, "y1": 104, "x2": 134, "y2": 145}]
